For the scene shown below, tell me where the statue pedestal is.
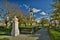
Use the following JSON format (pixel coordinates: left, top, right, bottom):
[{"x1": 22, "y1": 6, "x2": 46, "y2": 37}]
[{"x1": 11, "y1": 16, "x2": 19, "y2": 36}]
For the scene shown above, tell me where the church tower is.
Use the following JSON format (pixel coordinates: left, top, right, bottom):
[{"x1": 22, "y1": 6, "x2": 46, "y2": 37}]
[{"x1": 30, "y1": 8, "x2": 33, "y2": 22}]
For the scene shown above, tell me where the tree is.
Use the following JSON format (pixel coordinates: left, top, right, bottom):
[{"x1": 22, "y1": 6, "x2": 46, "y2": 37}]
[
  {"x1": 50, "y1": 0, "x2": 60, "y2": 27},
  {"x1": 2, "y1": 0, "x2": 28, "y2": 28},
  {"x1": 40, "y1": 18, "x2": 49, "y2": 27}
]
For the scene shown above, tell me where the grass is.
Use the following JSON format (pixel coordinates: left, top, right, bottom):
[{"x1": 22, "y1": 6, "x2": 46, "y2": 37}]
[
  {"x1": 20, "y1": 25, "x2": 32, "y2": 28},
  {"x1": 0, "y1": 38, "x2": 9, "y2": 40},
  {"x1": 0, "y1": 26, "x2": 11, "y2": 35},
  {"x1": 0, "y1": 27, "x2": 7, "y2": 35},
  {"x1": 0, "y1": 31, "x2": 7, "y2": 34},
  {"x1": 49, "y1": 29, "x2": 60, "y2": 40}
]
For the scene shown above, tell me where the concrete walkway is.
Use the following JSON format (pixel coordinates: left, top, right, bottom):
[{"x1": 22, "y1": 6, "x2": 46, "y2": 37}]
[
  {"x1": 0, "y1": 34, "x2": 38, "y2": 40},
  {"x1": 0, "y1": 28, "x2": 50, "y2": 40},
  {"x1": 35, "y1": 28, "x2": 50, "y2": 40}
]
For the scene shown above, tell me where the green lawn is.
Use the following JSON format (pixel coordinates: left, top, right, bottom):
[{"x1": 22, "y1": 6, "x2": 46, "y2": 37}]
[
  {"x1": 0, "y1": 27, "x2": 8, "y2": 35},
  {"x1": 20, "y1": 26, "x2": 33, "y2": 29},
  {"x1": 49, "y1": 29, "x2": 60, "y2": 40},
  {"x1": 0, "y1": 38, "x2": 9, "y2": 40},
  {"x1": 0, "y1": 31, "x2": 7, "y2": 34}
]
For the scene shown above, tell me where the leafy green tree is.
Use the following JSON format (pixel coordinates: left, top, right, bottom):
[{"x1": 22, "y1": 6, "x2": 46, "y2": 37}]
[
  {"x1": 40, "y1": 18, "x2": 49, "y2": 27},
  {"x1": 50, "y1": 0, "x2": 60, "y2": 27}
]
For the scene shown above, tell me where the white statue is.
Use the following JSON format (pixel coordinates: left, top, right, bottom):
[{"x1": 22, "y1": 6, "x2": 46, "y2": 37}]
[{"x1": 11, "y1": 16, "x2": 19, "y2": 36}]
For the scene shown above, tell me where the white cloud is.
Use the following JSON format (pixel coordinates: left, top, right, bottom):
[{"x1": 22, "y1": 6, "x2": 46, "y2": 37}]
[
  {"x1": 35, "y1": 18, "x2": 40, "y2": 21},
  {"x1": 35, "y1": 18, "x2": 41, "y2": 23},
  {"x1": 37, "y1": 18, "x2": 41, "y2": 20},
  {"x1": 32, "y1": 8, "x2": 41, "y2": 13},
  {"x1": 23, "y1": 4, "x2": 29, "y2": 9},
  {"x1": 40, "y1": 12, "x2": 47, "y2": 15}
]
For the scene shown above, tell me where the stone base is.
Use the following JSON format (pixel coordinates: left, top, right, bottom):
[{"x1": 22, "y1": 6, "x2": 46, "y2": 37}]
[{"x1": 11, "y1": 30, "x2": 19, "y2": 36}]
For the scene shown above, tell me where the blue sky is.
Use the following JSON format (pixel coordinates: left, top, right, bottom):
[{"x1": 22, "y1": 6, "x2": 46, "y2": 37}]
[{"x1": 0, "y1": 0, "x2": 54, "y2": 20}]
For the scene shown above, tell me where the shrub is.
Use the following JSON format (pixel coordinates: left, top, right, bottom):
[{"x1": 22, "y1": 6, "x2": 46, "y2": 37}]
[{"x1": 53, "y1": 27, "x2": 60, "y2": 32}]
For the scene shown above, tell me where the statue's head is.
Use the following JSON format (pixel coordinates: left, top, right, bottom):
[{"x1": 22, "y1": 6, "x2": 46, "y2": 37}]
[{"x1": 14, "y1": 16, "x2": 18, "y2": 21}]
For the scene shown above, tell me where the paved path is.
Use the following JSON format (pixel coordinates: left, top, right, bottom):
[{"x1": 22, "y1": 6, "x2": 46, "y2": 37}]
[
  {"x1": 0, "y1": 34, "x2": 38, "y2": 40},
  {"x1": 35, "y1": 28, "x2": 50, "y2": 40},
  {"x1": 0, "y1": 28, "x2": 50, "y2": 40}
]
